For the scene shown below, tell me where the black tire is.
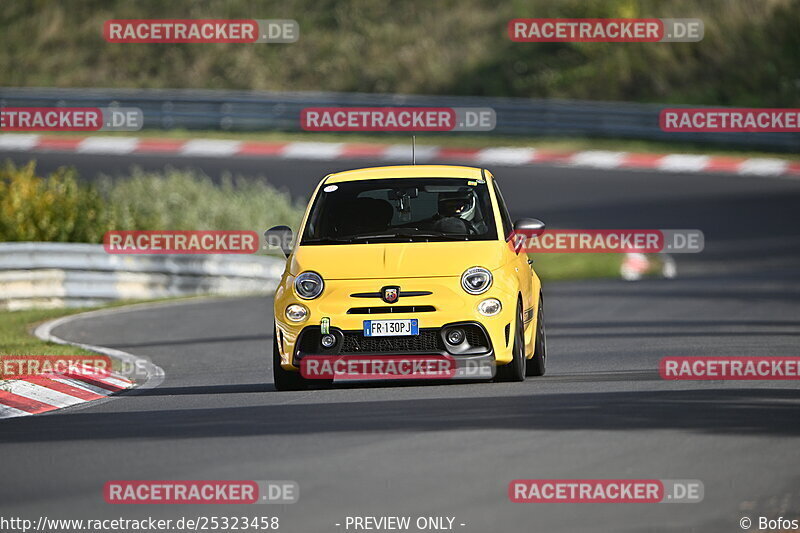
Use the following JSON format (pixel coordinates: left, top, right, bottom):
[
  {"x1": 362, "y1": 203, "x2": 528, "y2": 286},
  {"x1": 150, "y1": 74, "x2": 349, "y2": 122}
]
[
  {"x1": 495, "y1": 302, "x2": 526, "y2": 382},
  {"x1": 526, "y1": 295, "x2": 547, "y2": 377},
  {"x1": 272, "y1": 324, "x2": 308, "y2": 391}
]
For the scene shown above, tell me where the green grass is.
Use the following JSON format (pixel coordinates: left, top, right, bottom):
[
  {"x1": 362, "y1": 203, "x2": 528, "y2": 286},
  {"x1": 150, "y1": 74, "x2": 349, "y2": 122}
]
[
  {"x1": 532, "y1": 253, "x2": 624, "y2": 282},
  {"x1": 44, "y1": 130, "x2": 800, "y2": 161},
  {"x1": 0, "y1": 296, "x2": 214, "y2": 385},
  {"x1": 1, "y1": 305, "x2": 117, "y2": 387},
  {"x1": 0, "y1": 307, "x2": 101, "y2": 358},
  {"x1": 1, "y1": 0, "x2": 798, "y2": 107}
]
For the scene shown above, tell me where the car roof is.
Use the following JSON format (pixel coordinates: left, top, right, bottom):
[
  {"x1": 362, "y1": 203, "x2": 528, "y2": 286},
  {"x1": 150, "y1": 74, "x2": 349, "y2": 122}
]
[{"x1": 324, "y1": 165, "x2": 488, "y2": 184}]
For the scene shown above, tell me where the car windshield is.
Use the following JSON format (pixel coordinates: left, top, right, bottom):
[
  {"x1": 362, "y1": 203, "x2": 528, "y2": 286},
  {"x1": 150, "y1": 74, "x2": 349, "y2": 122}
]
[{"x1": 301, "y1": 178, "x2": 498, "y2": 244}]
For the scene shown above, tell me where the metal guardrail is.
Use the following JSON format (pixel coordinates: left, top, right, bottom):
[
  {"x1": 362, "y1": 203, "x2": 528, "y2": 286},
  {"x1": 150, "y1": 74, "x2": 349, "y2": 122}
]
[
  {"x1": 1, "y1": 87, "x2": 798, "y2": 151},
  {"x1": 0, "y1": 242, "x2": 285, "y2": 310}
]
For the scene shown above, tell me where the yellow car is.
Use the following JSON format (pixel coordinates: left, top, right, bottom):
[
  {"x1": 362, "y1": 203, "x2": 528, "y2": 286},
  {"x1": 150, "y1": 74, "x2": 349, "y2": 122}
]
[{"x1": 266, "y1": 165, "x2": 547, "y2": 390}]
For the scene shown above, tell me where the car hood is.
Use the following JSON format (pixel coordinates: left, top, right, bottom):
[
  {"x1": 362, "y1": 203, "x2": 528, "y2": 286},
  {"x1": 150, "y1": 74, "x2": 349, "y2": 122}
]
[{"x1": 289, "y1": 241, "x2": 508, "y2": 280}]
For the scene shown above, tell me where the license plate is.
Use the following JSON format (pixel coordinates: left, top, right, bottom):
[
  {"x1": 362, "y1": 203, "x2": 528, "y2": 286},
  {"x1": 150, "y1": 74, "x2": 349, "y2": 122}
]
[{"x1": 363, "y1": 319, "x2": 419, "y2": 337}]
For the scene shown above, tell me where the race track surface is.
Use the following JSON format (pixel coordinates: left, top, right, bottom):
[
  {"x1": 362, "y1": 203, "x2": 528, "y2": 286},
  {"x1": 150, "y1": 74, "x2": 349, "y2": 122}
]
[{"x1": 2, "y1": 149, "x2": 800, "y2": 532}]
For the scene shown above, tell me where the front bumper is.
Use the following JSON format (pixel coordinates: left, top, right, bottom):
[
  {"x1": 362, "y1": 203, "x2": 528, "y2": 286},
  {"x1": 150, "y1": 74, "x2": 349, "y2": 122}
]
[
  {"x1": 294, "y1": 321, "x2": 492, "y2": 359},
  {"x1": 274, "y1": 276, "x2": 518, "y2": 371}
]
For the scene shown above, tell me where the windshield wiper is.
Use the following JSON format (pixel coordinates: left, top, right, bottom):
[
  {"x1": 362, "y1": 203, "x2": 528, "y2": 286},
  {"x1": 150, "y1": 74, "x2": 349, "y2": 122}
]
[
  {"x1": 305, "y1": 231, "x2": 471, "y2": 244},
  {"x1": 301, "y1": 237, "x2": 352, "y2": 244},
  {"x1": 350, "y1": 230, "x2": 468, "y2": 242}
]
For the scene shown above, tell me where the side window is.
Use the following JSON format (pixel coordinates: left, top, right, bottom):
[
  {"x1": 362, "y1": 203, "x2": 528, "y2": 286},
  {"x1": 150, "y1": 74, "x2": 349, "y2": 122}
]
[{"x1": 492, "y1": 180, "x2": 514, "y2": 240}]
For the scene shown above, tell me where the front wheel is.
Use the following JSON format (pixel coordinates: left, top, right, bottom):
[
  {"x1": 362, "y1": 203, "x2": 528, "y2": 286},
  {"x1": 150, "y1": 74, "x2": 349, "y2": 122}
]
[
  {"x1": 495, "y1": 302, "x2": 526, "y2": 382},
  {"x1": 525, "y1": 295, "x2": 547, "y2": 377}
]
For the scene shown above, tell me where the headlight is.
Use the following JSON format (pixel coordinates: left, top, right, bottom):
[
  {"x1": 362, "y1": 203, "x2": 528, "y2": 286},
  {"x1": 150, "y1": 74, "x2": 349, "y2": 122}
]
[
  {"x1": 461, "y1": 267, "x2": 492, "y2": 295},
  {"x1": 478, "y1": 298, "x2": 502, "y2": 316},
  {"x1": 294, "y1": 271, "x2": 324, "y2": 299},
  {"x1": 285, "y1": 304, "x2": 309, "y2": 322}
]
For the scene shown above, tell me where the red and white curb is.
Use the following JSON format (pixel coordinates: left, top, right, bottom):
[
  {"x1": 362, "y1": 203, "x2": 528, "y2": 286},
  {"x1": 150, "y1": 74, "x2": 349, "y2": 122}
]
[
  {"x1": 0, "y1": 305, "x2": 165, "y2": 420},
  {"x1": 0, "y1": 367, "x2": 133, "y2": 418},
  {"x1": 1, "y1": 133, "x2": 798, "y2": 178}
]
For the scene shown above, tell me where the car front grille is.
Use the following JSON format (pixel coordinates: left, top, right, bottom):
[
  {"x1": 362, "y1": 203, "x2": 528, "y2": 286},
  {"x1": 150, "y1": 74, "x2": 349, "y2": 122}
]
[{"x1": 340, "y1": 330, "x2": 443, "y2": 354}]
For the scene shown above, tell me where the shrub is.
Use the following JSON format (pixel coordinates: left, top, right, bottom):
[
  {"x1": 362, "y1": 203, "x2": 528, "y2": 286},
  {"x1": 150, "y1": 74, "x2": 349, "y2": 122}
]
[
  {"x1": 0, "y1": 161, "x2": 110, "y2": 242},
  {"x1": 0, "y1": 161, "x2": 304, "y2": 243}
]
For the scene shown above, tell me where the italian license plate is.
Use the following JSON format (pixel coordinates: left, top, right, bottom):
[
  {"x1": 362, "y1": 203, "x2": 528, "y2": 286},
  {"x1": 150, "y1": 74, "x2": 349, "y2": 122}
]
[{"x1": 363, "y1": 319, "x2": 419, "y2": 337}]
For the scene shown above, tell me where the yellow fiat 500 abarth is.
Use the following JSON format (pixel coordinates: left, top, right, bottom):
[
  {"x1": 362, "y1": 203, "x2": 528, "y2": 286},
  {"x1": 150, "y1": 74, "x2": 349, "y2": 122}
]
[{"x1": 266, "y1": 165, "x2": 547, "y2": 390}]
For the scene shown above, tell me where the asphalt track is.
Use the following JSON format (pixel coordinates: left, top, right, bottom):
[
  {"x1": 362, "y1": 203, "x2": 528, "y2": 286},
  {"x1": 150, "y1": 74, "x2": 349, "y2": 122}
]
[{"x1": 2, "y1": 148, "x2": 800, "y2": 532}]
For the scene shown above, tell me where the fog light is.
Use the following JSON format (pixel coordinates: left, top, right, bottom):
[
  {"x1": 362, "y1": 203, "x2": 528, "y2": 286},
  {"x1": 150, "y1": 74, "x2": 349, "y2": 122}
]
[
  {"x1": 478, "y1": 298, "x2": 502, "y2": 317},
  {"x1": 320, "y1": 333, "x2": 336, "y2": 348},
  {"x1": 446, "y1": 328, "x2": 465, "y2": 345},
  {"x1": 285, "y1": 304, "x2": 309, "y2": 322}
]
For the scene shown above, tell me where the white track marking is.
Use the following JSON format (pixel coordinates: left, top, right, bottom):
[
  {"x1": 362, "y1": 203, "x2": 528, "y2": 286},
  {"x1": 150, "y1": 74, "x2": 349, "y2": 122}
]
[
  {"x1": 657, "y1": 154, "x2": 710, "y2": 173},
  {"x1": 569, "y1": 151, "x2": 626, "y2": 169},
  {"x1": 77, "y1": 137, "x2": 139, "y2": 154},
  {"x1": 477, "y1": 147, "x2": 537, "y2": 166},
  {"x1": 0, "y1": 134, "x2": 40, "y2": 150},
  {"x1": 738, "y1": 158, "x2": 789, "y2": 176},
  {"x1": 281, "y1": 142, "x2": 344, "y2": 159},
  {"x1": 180, "y1": 139, "x2": 242, "y2": 157},
  {"x1": 382, "y1": 144, "x2": 438, "y2": 162},
  {"x1": 0, "y1": 404, "x2": 29, "y2": 418},
  {"x1": 5, "y1": 380, "x2": 83, "y2": 409}
]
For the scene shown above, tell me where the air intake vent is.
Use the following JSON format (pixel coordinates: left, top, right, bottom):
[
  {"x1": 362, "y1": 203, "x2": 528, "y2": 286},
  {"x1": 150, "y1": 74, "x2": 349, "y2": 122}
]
[
  {"x1": 341, "y1": 330, "x2": 443, "y2": 354},
  {"x1": 347, "y1": 305, "x2": 436, "y2": 314}
]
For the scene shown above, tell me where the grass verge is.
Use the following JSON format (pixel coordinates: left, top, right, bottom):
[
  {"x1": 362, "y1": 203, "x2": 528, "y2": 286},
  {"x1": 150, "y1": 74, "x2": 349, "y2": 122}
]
[
  {"x1": 0, "y1": 307, "x2": 100, "y2": 358},
  {"x1": 0, "y1": 305, "x2": 109, "y2": 388},
  {"x1": 0, "y1": 296, "x2": 213, "y2": 388},
  {"x1": 532, "y1": 253, "x2": 623, "y2": 282}
]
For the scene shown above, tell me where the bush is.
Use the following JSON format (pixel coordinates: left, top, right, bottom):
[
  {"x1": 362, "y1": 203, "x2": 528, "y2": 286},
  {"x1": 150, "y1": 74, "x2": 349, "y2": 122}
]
[
  {"x1": 0, "y1": 161, "x2": 304, "y2": 243},
  {"x1": 98, "y1": 167, "x2": 304, "y2": 234},
  {"x1": 0, "y1": 161, "x2": 110, "y2": 242}
]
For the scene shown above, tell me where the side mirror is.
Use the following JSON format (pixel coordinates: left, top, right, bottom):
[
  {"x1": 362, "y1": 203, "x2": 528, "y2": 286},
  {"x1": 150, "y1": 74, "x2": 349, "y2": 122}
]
[
  {"x1": 513, "y1": 218, "x2": 545, "y2": 235},
  {"x1": 264, "y1": 225, "x2": 294, "y2": 257},
  {"x1": 510, "y1": 218, "x2": 545, "y2": 254}
]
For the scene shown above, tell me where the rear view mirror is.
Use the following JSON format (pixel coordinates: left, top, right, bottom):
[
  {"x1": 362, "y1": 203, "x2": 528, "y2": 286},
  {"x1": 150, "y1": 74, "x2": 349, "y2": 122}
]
[{"x1": 264, "y1": 225, "x2": 294, "y2": 257}]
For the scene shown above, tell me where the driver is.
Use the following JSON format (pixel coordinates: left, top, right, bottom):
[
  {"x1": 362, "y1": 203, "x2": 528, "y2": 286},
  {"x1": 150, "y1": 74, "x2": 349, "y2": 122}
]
[{"x1": 433, "y1": 189, "x2": 477, "y2": 234}]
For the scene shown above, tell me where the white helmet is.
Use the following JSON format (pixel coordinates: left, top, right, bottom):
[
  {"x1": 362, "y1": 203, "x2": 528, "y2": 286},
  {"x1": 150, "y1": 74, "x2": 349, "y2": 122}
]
[{"x1": 438, "y1": 189, "x2": 476, "y2": 222}]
